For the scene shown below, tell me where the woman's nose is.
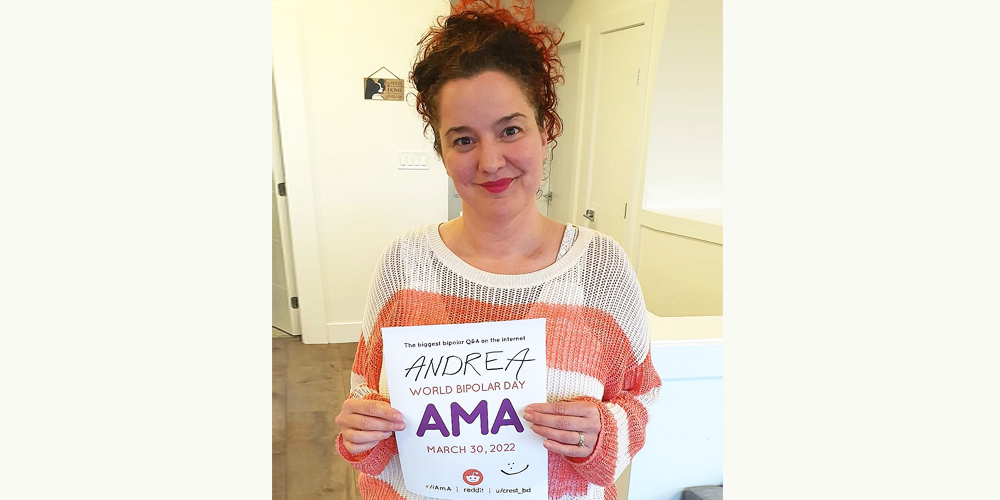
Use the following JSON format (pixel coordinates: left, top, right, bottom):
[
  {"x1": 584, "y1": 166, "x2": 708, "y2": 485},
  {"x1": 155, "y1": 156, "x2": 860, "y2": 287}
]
[{"x1": 477, "y1": 140, "x2": 504, "y2": 173}]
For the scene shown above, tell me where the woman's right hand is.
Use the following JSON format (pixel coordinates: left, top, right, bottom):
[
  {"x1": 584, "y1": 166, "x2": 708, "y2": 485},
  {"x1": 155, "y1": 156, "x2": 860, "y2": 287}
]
[{"x1": 335, "y1": 398, "x2": 406, "y2": 455}]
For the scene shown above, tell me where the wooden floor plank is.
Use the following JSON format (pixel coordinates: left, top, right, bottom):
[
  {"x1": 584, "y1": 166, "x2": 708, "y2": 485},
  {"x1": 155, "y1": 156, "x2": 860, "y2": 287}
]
[
  {"x1": 273, "y1": 339, "x2": 290, "y2": 500},
  {"x1": 276, "y1": 338, "x2": 362, "y2": 500},
  {"x1": 336, "y1": 343, "x2": 363, "y2": 499},
  {"x1": 287, "y1": 411, "x2": 358, "y2": 500},
  {"x1": 287, "y1": 342, "x2": 347, "y2": 413},
  {"x1": 337, "y1": 343, "x2": 359, "y2": 398}
]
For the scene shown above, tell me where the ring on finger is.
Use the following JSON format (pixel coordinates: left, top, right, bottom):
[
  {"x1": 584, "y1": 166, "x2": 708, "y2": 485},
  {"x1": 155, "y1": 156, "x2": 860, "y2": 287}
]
[{"x1": 577, "y1": 431, "x2": 586, "y2": 447}]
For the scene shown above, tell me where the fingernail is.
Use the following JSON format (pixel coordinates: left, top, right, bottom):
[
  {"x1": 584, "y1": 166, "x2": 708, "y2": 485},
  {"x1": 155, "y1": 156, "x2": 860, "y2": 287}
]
[
  {"x1": 523, "y1": 412, "x2": 533, "y2": 421},
  {"x1": 383, "y1": 432, "x2": 392, "y2": 438}
]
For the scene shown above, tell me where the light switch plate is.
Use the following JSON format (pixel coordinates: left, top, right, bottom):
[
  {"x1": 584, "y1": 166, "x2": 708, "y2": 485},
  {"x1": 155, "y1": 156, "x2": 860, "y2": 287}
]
[{"x1": 398, "y1": 150, "x2": 430, "y2": 170}]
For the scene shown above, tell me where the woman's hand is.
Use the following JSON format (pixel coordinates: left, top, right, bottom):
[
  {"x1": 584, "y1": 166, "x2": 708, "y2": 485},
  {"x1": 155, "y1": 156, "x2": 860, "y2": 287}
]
[
  {"x1": 523, "y1": 400, "x2": 602, "y2": 458},
  {"x1": 335, "y1": 398, "x2": 405, "y2": 455}
]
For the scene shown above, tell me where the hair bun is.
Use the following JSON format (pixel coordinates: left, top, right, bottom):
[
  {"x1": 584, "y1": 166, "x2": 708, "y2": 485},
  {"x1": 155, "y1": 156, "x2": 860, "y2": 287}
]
[{"x1": 410, "y1": 3, "x2": 564, "y2": 155}]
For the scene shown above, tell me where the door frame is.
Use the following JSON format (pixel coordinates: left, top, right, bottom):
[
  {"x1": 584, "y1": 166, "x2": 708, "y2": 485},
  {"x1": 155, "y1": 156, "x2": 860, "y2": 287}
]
[
  {"x1": 550, "y1": 31, "x2": 590, "y2": 228},
  {"x1": 272, "y1": 2, "x2": 329, "y2": 344}
]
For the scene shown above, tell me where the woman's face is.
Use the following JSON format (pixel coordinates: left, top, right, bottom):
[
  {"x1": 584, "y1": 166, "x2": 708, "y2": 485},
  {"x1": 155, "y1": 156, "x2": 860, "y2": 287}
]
[{"x1": 436, "y1": 71, "x2": 547, "y2": 221}]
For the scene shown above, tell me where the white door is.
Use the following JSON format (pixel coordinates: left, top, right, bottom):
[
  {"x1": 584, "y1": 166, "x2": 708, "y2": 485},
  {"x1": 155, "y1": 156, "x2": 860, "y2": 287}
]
[
  {"x1": 583, "y1": 8, "x2": 652, "y2": 251},
  {"x1": 273, "y1": 183, "x2": 292, "y2": 333},
  {"x1": 546, "y1": 40, "x2": 583, "y2": 225},
  {"x1": 273, "y1": 78, "x2": 300, "y2": 335}
]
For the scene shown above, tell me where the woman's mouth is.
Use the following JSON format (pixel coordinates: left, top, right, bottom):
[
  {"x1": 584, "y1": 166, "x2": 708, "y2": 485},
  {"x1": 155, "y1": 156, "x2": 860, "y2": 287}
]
[{"x1": 479, "y1": 178, "x2": 514, "y2": 194}]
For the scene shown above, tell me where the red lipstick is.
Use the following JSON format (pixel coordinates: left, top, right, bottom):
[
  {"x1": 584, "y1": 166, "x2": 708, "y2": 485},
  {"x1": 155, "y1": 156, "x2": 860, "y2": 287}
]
[{"x1": 480, "y1": 178, "x2": 514, "y2": 193}]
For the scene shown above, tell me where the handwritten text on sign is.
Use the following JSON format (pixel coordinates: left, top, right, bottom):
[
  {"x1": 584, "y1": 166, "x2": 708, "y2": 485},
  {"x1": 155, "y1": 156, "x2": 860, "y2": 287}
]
[{"x1": 383, "y1": 319, "x2": 548, "y2": 499}]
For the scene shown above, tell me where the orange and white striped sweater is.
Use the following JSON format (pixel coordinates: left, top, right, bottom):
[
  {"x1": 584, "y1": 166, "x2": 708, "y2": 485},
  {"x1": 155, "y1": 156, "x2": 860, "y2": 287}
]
[{"x1": 338, "y1": 223, "x2": 662, "y2": 500}]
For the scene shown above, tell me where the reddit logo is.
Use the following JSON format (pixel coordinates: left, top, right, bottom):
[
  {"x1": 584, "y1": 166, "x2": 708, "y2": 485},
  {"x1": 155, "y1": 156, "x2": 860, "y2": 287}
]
[{"x1": 463, "y1": 469, "x2": 483, "y2": 486}]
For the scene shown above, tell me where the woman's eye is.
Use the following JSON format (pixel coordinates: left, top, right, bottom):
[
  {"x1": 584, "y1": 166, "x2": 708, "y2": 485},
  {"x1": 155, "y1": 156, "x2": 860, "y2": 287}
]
[
  {"x1": 502, "y1": 127, "x2": 520, "y2": 137},
  {"x1": 454, "y1": 137, "x2": 473, "y2": 146}
]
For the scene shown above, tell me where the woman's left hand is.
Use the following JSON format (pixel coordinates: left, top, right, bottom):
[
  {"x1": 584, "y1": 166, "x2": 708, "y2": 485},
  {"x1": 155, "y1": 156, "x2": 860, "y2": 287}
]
[{"x1": 523, "y1": 400, "x2": 602, "y2": 458}]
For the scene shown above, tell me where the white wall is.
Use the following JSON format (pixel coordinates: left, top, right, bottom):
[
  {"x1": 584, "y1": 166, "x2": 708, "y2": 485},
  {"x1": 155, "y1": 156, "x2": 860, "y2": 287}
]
[
  {"x1": 273, "y1": 0, "x2": 452, "y2": 342},
  {"x1": 628, "y1": 341, "x2": 723, "y2": 500},
  {"x1": 537, "y1": 0, "x2": 669, "y2": 46},
  {"x1": 642, "y1": 0, "x2": 722, "y2": 211}
]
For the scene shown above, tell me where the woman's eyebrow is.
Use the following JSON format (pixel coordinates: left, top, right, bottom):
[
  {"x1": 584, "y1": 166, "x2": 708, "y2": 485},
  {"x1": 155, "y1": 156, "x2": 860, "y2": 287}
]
[
  {"x1": 444, "y1": 113, "x2": 527, "y2": 137},
  {"x1": 496, "y1": 112, "x2": 527, "y2": 125}
]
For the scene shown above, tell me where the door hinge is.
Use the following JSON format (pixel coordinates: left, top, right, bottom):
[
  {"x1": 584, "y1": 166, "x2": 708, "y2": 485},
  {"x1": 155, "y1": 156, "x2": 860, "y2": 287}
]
[
  {"x1": 290, "y1": 296, "x2": 299, "y2": 309},
  {"x1": 543, "y1": 191, "x2": 553, "y2": 202},
  {"x1": 583, "y1": 209, "x2": 595, "y2": 221},
  {"x1": 636, "y1": 68, "x2": 640, "y2": 86},
  {"x1": 624, "y1": 203, "x2": 628, "y2": 218},
  {"x1": 277, "y1": 182, "x2": 287, "y2": 196}
]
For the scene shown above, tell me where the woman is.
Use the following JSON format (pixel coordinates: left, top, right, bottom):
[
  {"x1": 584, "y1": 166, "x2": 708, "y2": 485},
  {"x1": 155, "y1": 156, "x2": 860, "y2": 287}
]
[{"x1": 335, "y1": 7, "x2": 661, "y2": 499}]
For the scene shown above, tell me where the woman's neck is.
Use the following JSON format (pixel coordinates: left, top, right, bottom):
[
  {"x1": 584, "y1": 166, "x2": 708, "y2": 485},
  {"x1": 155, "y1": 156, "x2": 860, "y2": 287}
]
[{"x1": 439, "y1": 207, "x2": 564, "y2": 274}]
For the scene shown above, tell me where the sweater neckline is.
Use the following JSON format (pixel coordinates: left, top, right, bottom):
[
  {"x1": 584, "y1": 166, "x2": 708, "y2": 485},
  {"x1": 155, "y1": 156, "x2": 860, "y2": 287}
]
[{"x1": 425, "y1": 222, "x2": 594, "y2": 288}]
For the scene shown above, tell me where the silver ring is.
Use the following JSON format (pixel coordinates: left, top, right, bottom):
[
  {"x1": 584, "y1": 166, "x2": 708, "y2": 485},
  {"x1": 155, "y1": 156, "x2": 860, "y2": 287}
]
[{"x1": 577, "y1": 432, "x2": 586, "y2": 447}]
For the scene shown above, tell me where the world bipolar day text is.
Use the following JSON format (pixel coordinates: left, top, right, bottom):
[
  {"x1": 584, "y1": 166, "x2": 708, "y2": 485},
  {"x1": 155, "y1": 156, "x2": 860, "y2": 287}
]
[{"x1": 409, "y1": 380, "x2": 526, "y2": 396}]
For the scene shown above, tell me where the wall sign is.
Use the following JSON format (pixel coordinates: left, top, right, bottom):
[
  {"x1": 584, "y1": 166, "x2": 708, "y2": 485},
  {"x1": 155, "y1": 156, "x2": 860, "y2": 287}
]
[
  {"x1": 382, "y1": 319, "x2": 549, "y2": 499},
  {"x1": 364, "y1": 66, "x2": 404, "y2": 101}
]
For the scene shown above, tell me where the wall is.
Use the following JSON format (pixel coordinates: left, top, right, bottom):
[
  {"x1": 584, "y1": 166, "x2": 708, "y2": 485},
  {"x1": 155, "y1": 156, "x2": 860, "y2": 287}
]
[
  {"x1": 637, "y1": 209, "x2": 722, "y2": 316},
  {"x1": 273, "y1": 0, "x2": 452, "y2": 342},
  {"x1": 536, "y1": 0, "x2": 670, "y2": 56},
  {"x1": 642, "y1": 0, "x2": 722, "y2": 211}
]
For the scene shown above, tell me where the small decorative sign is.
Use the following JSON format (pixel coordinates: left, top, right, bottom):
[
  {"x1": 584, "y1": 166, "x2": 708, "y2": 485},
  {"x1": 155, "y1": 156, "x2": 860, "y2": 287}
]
[
  {"x1": 382, "y1": 319, "x2": 549, "y2": 499},
  {"x1": 364, "y1": 67, "x2": 404, "y2": 101}
]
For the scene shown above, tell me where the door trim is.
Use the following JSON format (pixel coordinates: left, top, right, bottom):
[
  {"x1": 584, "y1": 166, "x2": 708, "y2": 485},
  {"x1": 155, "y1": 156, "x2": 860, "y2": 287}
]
[
  {"x1": 556, "y1": 33, "x2": 591, "y2": 228},
  {"x1": 272, "y1": 3, "x2": 330, "y2": 344}
]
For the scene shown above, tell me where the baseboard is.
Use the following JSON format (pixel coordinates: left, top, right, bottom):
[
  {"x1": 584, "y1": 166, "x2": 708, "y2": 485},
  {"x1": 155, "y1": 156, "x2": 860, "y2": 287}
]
[{"x1": 327, "y1": 322, "x2": 362, "y2": 344}]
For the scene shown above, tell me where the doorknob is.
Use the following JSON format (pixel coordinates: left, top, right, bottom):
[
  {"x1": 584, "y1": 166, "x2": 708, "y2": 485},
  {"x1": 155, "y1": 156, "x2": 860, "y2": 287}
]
[{"x1": 583, "y1": 209, "x2": 595, "y2": 221}]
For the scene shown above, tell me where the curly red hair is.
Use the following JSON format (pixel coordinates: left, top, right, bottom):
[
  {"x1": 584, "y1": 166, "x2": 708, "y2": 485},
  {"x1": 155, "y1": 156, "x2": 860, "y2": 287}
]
[{"x1": 410, "y1": 4, "x2": 565, "y2": 155}]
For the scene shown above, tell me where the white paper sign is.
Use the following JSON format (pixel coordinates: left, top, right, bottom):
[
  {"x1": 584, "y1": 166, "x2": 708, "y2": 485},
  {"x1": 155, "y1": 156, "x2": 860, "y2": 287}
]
[{"x1": 383, "y1": 319, "x2": 548, "y2": 499}]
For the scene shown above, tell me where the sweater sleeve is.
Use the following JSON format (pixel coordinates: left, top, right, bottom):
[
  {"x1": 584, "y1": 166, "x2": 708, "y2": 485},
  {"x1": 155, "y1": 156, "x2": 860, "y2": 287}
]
[
  {"x1": 565, "y1": 352, "x2": 661, "y2": 486},
  {"x1": 565, "y1": 238, "x2": 663, "y2": 486},
  {"x1": 335, "y1": 242, "x2": 403, "y2": 476}
]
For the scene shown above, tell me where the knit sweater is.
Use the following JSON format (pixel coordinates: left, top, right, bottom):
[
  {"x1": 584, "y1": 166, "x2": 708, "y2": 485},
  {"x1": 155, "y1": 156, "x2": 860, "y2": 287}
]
[{"x1": 338, "y1": 223, "x2": 662, "y2": 500}]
